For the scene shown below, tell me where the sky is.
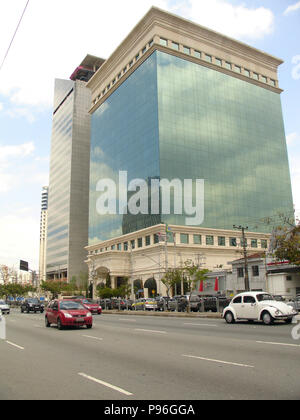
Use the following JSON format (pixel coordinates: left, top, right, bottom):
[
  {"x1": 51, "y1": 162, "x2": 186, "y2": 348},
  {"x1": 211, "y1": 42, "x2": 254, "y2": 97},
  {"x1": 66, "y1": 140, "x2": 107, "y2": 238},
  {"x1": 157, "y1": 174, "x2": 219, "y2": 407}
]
[{"x1": 0, "y1": 0, "x2": 299, "y2": 270}]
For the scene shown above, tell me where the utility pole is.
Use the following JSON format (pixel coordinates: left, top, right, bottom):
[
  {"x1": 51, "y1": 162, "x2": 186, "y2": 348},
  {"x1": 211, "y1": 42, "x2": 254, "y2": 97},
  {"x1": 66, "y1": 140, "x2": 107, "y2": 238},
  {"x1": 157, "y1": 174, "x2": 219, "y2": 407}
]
[{"x1": 233, "y1": 225, "x2": 250, "y2": 291}]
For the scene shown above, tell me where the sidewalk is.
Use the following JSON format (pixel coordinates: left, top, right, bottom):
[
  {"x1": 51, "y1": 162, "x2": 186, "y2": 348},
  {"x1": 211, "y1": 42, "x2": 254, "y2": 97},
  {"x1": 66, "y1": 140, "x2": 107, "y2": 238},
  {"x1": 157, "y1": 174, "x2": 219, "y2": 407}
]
[{"x1": 102, "y1": 310, "x2": 222, "y2": 319}]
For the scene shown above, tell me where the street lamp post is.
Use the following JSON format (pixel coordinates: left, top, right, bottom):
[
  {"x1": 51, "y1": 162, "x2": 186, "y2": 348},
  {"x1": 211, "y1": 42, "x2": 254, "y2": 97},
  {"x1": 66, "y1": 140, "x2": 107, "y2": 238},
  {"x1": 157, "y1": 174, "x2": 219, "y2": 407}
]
[{"x1": 233, "y1": 225, "x2": 250, "y2": 291}]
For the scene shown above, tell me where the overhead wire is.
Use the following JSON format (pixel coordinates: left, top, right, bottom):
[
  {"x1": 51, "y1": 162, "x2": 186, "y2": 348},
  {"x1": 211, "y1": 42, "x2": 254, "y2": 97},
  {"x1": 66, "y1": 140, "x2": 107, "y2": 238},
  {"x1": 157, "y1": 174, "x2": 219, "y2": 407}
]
[{"x1": 0, "y1": 0, "x2": 30, "y2": 72}]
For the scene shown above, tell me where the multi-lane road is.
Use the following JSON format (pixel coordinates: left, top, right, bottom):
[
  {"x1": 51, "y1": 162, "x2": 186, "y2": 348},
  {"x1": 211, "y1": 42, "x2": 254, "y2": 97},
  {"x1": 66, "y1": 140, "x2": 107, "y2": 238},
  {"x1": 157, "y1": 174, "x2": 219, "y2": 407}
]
[{"x1": 0, "y1": 309, "x2": 300, "y2": 400}]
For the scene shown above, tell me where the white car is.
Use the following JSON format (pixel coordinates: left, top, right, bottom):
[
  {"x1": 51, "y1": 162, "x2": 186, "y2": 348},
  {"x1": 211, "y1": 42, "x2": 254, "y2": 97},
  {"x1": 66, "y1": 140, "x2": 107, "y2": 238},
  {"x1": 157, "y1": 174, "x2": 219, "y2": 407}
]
[
  {"x1": 223, "y1": 292, "x2": 298, "y2": 325},
  {"x1": 0, "y1": 300, "x2": 10, "y2": 315}
]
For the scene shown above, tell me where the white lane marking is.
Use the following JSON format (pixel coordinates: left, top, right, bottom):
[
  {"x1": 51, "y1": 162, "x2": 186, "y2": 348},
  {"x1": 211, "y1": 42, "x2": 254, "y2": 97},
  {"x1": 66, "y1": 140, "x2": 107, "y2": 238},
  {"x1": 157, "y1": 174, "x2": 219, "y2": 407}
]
[
  {"x1": 134, "y1": 328, "x2": 166, "y2": 334},
  {"x1": 78, "y1": 373, "x2": 133, "y2": 396},
  {"x1": 118, "y1": 318, "x2": 136, "y2": 321},
  {"x1": 182, "y1": 354, "x2": 254, "y2": 368},
  {"x1": 183, "y1": 323, "x2": 217, "y2": 327},
  {"x1": 256, "y1": 341, "x2": 300, "y2": 348},
  {"x1": 82, "y1": 335, "x2": 103, "y2": 341},
  {"x1": 6, "y1": 341, "x2": 24, "y2": 350}
]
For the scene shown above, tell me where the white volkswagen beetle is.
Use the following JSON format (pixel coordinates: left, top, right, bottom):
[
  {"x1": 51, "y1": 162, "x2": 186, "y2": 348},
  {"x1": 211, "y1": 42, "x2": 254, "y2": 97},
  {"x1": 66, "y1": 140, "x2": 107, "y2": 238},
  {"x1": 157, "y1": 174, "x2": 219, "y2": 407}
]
[{"x1": 223, "y1": 292, "x2": 298, "y2": 325}]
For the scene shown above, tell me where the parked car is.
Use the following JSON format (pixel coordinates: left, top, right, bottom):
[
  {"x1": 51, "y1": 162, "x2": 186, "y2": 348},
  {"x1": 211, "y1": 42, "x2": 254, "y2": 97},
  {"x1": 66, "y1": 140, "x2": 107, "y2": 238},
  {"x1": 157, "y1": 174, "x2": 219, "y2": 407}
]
[
  {"x1": 286, "y1": 295, "x2": 300, "y2": 312},
  {"x1": 74, "y1": 298, "x2": 102, "y2": 315},
  {"x1": 168, "y1": 296, "x2": 188, "y2": 312},
  {"x1": 99, "y1": 298, "x2": 112, "y2": 310},
  {"x1": 185, "y1": 295, "x2": 203, "y2": 312},
  {"x1": 132, "y1": 298, "x2": 158, "y2": 311},
  {"x1": 111, "y1": 298, "x2": 129, "y2": 310},
  {"x1": 45, "y1": 299, "x2": 92, "y2": 330},
  {"x1": 21, "y1": 298, "x2": 44, "y2": 313},
  {"x1": 155, "y1": 297, "x2": 170, "y2": 311},
  {"x1": 0, "y1": 299, "x2": 10, "y2": 315},
  {"x1": 223, "y1": 292, "x2": 298, "y2": 325}
]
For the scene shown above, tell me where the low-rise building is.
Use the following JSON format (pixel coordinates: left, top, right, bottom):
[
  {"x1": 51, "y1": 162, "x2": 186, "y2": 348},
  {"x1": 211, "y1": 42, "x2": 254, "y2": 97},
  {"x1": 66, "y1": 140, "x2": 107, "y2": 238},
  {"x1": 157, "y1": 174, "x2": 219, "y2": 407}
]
[{"x1": 86, "y1": 224, "x2": 269, "y2": 298}]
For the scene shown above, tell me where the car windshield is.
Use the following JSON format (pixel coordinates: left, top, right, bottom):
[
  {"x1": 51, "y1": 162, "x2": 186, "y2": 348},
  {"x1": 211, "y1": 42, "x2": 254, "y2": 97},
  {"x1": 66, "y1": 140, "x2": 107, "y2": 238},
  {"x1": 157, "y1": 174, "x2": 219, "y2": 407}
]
[
  {"x1": 28, "y1": 299, "x2": 39, "y2": 304},
  {"x1": 82, "y1": 299, "x2": 95, "y2": 304},
  {"x1": 256, "y1": 294, "x2": 274, "y2": 302},
  {"x1": 0, "y1": 300, "x2": 6, "y2": 304},
  {"x1": 60, "y1": 302, "x2": 84, "y2": 310}
]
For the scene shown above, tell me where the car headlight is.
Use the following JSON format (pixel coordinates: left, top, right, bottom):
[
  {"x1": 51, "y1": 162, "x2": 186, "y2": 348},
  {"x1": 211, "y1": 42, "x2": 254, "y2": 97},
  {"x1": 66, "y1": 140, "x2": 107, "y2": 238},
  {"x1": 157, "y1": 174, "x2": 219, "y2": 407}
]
[
  {"x1": 64, "y1": 313, "x2": 73, "y2": 319},
  {"x1": 86, "y1": 312, "x2": 92, "y2": 317},
  {"x1": 275, "y1": 310, "x2": 283, "y2": 316}
]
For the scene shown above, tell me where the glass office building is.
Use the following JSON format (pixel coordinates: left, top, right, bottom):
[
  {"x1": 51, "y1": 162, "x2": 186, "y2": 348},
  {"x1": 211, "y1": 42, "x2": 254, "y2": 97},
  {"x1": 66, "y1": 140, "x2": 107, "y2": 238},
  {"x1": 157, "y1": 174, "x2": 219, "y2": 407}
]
[{"x1": 88, "y1": 8, "x2": 294, "y2": 245}]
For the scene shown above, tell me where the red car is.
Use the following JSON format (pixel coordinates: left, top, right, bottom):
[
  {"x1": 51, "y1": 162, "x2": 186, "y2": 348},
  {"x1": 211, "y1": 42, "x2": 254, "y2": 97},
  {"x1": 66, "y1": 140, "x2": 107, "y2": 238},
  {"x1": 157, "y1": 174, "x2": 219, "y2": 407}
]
[
  {"x1": 74, "y1": 298, "x2": 102, "y2": 315},
  {"x1": 45, "y1": 299, "x2": 93, "y2": 330}
]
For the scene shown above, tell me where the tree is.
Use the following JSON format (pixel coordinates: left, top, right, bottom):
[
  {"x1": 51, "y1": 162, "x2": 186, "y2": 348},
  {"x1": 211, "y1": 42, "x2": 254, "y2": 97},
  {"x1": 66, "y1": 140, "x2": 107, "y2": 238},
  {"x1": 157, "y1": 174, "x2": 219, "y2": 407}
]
[
  {"x1": 161, "y1": 268, "x2": 182, "y2": 309},
  {"x1": 271, "y1": 224, "x2": 300, "y2": 265},
  {"x1": 78, "y1": 272, "x2": 89, "y2": 296},
  {"x1": 0, "y1": 284, "x2": 36, "y2": 300},
  {"x1": 97, "y1": 287, "x2": 114, "y2": 299},
  {"x1": 182, "y1": 259, "x2": 209, "y2": 312},
  {"x1": 41, "y1": 281, "x2": 70, "y2": 299}
]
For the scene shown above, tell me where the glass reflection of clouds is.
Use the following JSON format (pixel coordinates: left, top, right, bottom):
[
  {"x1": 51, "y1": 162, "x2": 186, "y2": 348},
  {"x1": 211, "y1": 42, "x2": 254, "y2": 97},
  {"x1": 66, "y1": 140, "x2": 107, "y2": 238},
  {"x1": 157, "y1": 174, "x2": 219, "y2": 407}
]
[{"x1": 89, "y1": 50, "x2": 293, "y2": 244}]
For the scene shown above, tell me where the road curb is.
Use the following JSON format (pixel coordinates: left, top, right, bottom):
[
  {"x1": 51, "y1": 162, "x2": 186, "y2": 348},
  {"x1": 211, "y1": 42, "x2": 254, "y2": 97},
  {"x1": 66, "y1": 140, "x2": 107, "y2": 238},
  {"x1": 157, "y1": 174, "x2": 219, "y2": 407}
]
[{"x1": 102, "y1": 310, "x2": 222, "y2": 319}]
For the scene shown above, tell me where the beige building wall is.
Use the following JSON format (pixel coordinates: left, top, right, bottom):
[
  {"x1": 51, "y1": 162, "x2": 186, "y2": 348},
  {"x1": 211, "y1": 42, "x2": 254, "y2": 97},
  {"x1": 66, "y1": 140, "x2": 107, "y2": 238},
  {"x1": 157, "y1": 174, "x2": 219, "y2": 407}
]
[{"x1": 86, "y1": 224, "x2": 270, "y2": 298}]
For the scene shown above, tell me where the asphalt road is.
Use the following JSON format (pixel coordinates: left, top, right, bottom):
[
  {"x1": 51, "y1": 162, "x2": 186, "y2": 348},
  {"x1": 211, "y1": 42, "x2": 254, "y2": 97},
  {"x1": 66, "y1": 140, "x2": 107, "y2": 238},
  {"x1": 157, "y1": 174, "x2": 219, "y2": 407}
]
[{"x1": 0, "y1": 309, "x2": 300, "y2": 400}]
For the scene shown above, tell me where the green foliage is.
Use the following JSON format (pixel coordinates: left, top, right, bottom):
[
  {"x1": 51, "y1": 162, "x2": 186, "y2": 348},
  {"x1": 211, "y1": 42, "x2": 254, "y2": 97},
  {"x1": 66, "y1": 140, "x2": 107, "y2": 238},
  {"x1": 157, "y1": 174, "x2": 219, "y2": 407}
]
[
  {"x1": 161, "y1": 268, "x2": 182, "y2": 298},
  {"x1": 0, "y1": 283, "x2": 36, "y2": 299},
  {"x1": 40, "y1": 281, "x2": 73, "y2": 299},
  {"x1": 272, "y1": 225, "x2": 300, "y2": 265}
]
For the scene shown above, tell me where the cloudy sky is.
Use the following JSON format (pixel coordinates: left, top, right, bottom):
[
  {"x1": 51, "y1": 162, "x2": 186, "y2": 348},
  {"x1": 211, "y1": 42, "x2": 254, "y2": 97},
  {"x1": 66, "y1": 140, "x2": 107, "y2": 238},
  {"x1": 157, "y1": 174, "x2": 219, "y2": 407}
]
[{"x1": 0, "y1": 0, "x2": 299, "y2": 270}]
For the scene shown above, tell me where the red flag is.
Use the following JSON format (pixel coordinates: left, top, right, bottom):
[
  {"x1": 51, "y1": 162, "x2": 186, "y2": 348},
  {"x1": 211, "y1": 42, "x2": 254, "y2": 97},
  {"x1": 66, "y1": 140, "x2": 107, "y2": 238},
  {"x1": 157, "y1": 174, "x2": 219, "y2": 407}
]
[
  {"x1": 199, "y1": 280, "x2": 203, "y2": 292},
  {"x1": 214, "y1": 277, "x2": 219, "y2": 292}
]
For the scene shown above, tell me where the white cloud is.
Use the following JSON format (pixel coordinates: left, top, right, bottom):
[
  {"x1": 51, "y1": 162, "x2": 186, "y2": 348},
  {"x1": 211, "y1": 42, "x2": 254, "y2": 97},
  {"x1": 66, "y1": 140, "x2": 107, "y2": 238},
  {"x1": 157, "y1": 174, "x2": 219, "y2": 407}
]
[
  {"x1": 0, "y1": 141, "x2": 35, "y2": 162},
  {"x1": 5, "y1": 107, "x2": 37, "y2": 123},
  {"x1": 0, "y1": 0, "x2": 168, "y2": 108},
  {"x1": 0, "y1": 103, "x2": 3, "y2": 111},
  {"x1": 0, "y1": 141, "x2": 48, "y2": 193},
  {"x1": 0, "y1": 211, "x2": 40, "y2": 269},
  {"x1": 176, "y1": 0, "x2": 274, "y2": 41},
  {"x1": 284, "y1": 1, "x2": 300, "y2": 15},
  {"x1": 286, "y1": 132, "x2": 300, "y2": 145},
  {"x1": 0, "y1": 0, "x2": 274, "y2": 110}
]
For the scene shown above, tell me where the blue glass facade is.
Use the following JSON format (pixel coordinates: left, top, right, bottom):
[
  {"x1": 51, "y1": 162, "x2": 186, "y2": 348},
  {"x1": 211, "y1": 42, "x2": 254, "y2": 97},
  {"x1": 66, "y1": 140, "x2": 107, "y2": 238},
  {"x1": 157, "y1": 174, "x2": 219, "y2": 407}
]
[{"x1": 89, "y1": 50, "x2": 293, "y2": 244}]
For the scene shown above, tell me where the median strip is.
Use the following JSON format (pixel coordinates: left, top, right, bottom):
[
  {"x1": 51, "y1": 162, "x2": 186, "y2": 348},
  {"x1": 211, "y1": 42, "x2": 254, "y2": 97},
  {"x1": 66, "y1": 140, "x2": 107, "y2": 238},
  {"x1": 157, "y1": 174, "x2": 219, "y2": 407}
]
[
  {"x1": 182, "y1": 354, "x2": 254, "y2": 368},
  {"x1": 78, "y1": 373, "x2": 133, "y2": 396}
]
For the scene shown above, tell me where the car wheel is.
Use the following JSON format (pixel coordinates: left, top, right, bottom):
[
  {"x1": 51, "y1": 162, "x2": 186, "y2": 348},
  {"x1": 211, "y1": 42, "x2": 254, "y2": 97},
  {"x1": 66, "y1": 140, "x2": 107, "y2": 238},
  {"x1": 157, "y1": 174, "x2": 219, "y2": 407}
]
[
  {"x1": 86, "y1": 325, "x2": 92, "y2": 329},
  {"x1": 21, "y1": 308, "x2": 24, "y2": 313},
  {"x1": 57, "y1": 318, "x2": 63, "y2": 330},
  {"x1": 262, "y1": 311, "x2": 273, "y2": 325},
  {"x1": 225, "y1": 311, "x2": 235, "y2": 324},
  {"x1": 45, "y1": 316, "x2": 51, "y2": 328}
]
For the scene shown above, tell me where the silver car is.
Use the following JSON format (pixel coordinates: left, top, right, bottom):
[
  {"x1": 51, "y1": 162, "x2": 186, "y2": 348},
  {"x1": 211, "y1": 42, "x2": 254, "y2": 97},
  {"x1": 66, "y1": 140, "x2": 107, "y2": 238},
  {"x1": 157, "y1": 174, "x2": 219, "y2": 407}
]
[{"x1": 0, "y1": 300, "x2": 10, "y2": 315}]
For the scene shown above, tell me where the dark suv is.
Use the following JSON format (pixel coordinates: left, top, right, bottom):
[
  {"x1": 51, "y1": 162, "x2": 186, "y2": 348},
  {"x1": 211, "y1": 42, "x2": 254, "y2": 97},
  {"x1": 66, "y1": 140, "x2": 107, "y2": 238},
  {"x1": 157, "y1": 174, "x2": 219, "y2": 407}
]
[
  {"x1": 204, "y1": 296, "x2": 230, "y2": 312},
  {"x1": 21, "y1": 298, "x2": 44, "y2": 313}
]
